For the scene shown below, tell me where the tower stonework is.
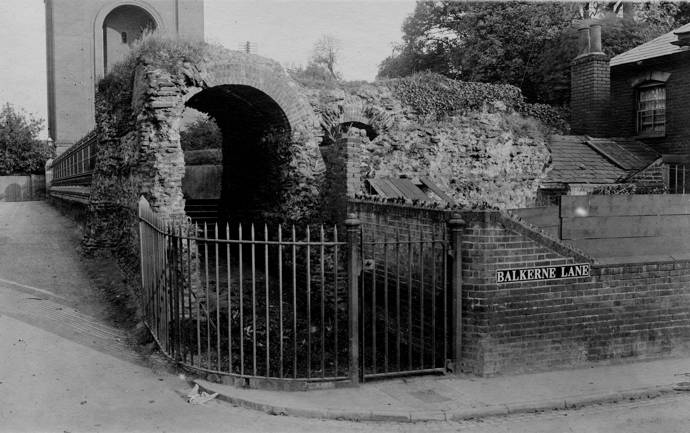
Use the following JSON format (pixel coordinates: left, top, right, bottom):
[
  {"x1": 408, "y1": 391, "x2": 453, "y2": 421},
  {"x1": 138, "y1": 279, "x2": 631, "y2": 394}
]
[{"x1": 45, "y1": 0, "x2": 204, "y2": 155}]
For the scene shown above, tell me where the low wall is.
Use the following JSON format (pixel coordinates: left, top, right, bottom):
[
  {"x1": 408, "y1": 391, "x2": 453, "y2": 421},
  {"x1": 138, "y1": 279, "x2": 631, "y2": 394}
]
[
  {"x1": 462, "y1": 210, "x2": 690, "y2": 376},
  {"x1": 348, "y1": 199, "x2": 448, "y2": 236},
  {"x1": 182, "y1": 165, "x2": 222, "y2": 200},
  {"x1": 0, "y1": 175, "x2": 45, "y2": 201}
]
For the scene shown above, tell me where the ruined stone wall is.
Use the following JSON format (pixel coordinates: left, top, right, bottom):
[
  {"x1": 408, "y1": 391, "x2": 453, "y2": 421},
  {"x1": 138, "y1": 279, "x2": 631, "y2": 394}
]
[
  {"x1": 83, "y1": 38, "x2": 323, "y2": 278},
  {"x1": 304, "y1": 79, "x2": 554, "y2": 210},
  {"x1": 82, "y1": 38, "x2": 561, "y2": 291}
]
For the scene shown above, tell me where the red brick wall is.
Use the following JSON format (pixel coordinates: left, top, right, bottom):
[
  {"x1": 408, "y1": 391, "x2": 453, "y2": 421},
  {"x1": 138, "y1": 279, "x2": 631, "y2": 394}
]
[
  {"x1": 610, "y1": 53, "x2": 690, "y2": 155},
  {"x1": 462, "y1": 211, "x2": 690, "y2": 376},
  {"x1": 571, "y1": 53, "x2": 610, "y2": 137}
]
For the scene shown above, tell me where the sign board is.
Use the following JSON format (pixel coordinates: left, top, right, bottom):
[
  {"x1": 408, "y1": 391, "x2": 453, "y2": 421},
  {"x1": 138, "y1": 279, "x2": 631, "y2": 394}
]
[{"x1": 496, "y1": 263, "x2": 590, "y2": 284}]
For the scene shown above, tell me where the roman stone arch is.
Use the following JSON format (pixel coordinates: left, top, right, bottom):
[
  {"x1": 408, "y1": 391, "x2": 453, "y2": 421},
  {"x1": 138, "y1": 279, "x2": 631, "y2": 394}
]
[
  {"x1": 128, "y1": 51, "x2": 322, "y2": 224},
  {"x1": 93, "y1": 1, "x2": 165, "y2": 79},
  {"x1": 320, "y1": 102, "x2": 393, "y2": 144},
  {"x1": 183, "y1": 61, "x2": 319, "y2": 222},
  {"x1": 199, "y1": 61, "x2": 316, "y2": 136}
]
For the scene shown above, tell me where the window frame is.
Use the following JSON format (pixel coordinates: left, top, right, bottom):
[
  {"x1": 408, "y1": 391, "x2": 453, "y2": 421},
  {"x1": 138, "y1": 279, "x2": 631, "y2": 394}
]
[{"x1": 635, "y1": 82, "x2": 666, "y2": 138}]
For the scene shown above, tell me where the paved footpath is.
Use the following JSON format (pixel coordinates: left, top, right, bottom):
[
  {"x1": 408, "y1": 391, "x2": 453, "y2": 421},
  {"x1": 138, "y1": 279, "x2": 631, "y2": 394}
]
[{"x1": 196, "y1": 354, "x2": 690, "y2": 422}]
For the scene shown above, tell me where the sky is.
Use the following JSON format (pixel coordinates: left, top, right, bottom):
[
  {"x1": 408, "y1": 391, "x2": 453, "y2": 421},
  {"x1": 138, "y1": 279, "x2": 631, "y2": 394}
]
[{"x1": 0, "y1": 0, "x2": 416, "y2": 139}]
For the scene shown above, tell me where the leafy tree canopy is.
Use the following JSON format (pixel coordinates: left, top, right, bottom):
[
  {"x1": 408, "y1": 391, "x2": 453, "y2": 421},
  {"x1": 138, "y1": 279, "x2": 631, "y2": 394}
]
[
  {"x1": 378, "y1": 1, "x2": 689, "y2": 105},
  {"x1": 0, "y1": 103, "x2": 53, "y2": 175},
  {"x1": 180, "y1": 116, "x2": 222, "y2": 151}
]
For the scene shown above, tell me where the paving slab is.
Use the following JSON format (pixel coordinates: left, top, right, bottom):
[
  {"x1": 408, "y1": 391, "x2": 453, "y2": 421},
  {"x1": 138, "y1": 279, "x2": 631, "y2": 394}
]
[{"x1": 196, "y1": 356, "x2": 690, "y2": 422}]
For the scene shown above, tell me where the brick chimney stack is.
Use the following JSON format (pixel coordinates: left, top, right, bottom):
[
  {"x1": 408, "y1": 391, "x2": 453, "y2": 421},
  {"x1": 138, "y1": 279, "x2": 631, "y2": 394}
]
[{"x1": 571, "y1": 23, "x2": 610, "y2": 137}]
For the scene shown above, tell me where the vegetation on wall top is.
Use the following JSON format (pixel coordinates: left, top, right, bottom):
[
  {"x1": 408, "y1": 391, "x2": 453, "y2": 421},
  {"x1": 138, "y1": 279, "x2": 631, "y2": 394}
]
[
  {"x1": 384, "y1": 72, "x2": 569, "y2": 132},
  {"x1": 386, "y1": 71, "x2": 522, "y2": 116}
]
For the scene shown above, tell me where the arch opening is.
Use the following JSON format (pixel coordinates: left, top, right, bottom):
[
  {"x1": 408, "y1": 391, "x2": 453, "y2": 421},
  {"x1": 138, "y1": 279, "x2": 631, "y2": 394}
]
[
  {"x1": 184, "y1": 84, "x2": 293, "y2": 223},
  {"x1": 103, "y1": 5, "x2": 156, "y2": 73}
]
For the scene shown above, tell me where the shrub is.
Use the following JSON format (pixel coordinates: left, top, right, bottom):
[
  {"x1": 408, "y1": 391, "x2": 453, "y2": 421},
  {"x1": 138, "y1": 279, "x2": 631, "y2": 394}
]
[
  {"x1": 180, "y1": 117, "x2": 222, "y2": 151},
  {"x1": 591, "y1": 183, "x2": 668, "y2": 195},
  {"x1": 385, "y1": 72, "x2": 523, "y2": 118},
  {"x1": 0, "y1": 103, "x2": 53, "y2": 175},
  {"x1": 516, "y1": 102, "x2": 570, "y2": 133}
]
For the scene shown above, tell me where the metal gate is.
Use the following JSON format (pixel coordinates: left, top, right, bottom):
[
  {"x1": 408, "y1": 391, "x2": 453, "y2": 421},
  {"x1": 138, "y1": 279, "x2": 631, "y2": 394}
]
[
  {"x1": 139, "y1": 196, "x2": 459, "y2": 387},
  {"x1": 359, "y1": 222, "x2": 450, "y2": 380}
]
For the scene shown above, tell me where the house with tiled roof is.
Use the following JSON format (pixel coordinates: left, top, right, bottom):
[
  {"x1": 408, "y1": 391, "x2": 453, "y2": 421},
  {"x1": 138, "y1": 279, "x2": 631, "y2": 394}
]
[
  {"x1": 545, "y1": 21, "x2": 690, "y2": 202},
  {"x1": 538, "y1": 135, "x2": 662, "y2": 204}
]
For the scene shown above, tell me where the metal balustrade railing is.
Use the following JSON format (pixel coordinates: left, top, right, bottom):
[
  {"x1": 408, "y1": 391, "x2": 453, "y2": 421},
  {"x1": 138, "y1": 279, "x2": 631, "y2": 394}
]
[{"x1": 49, "y1": 130, "x2": 98, "y2": 186}]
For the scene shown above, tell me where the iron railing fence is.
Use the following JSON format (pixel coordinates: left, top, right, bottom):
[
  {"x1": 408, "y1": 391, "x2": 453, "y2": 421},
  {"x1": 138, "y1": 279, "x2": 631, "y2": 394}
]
[
  {"x1": 138, "y1": 197, "x2": 359, "y2": 386},
  {"x1": 139, "y1": 198, "x2": 461, "y2": 387},
  {"x1": 49, "y1": 130, "x2": 98, "y2": 186},
  {"x1": 359, "y1": 222, "x2": 450, "y2": 380}
]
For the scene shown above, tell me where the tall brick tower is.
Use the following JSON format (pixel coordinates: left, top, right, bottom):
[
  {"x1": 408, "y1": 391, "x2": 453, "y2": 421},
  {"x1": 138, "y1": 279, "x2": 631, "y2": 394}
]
[
  {"x1": 45, "y1": 0, "x2": 204, "y2": 155},
  {"x1": 571, "y1": 23, "x2": 610, "y2": 137}
]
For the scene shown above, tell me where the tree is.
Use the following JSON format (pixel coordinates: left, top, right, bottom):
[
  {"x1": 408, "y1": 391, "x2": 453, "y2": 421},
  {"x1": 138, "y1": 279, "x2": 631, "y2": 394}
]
[
  {"x1": 378, "y1": 1, "x2": 686, "y2": 105},
  {"x1": 180, "y1": 116, "x2": 222, "y2": 151},
  {"x1": 310, "y1": 34, "x2": 342, "y2": 80},
  {"x1": 378, "y1": 2, "x2": 577, "y2": 97},
  {"x1": 0, "y1": 103, "x2": 53, "y2": 175}
]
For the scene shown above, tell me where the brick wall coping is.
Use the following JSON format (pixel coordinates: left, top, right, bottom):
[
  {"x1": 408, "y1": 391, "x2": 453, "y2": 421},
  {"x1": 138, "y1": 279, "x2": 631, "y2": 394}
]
[
  {"x1": 595, "y1": 255, "x2": 690, "y2": 267},
  {"x1": 350, "y1": 199, "x2": 593, "y2": 263},
  {"x1": 495, "y1": 210, "x2": 594, "y2": 262},
  {"x1": 346, "y1": 199, "x2": 690, "y2": 268},
  {"x1": 349, "y1": 197, "x2": 451, "y2": 219}
]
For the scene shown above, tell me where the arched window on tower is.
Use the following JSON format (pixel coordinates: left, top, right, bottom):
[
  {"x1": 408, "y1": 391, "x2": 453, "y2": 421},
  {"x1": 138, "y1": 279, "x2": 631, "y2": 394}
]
[{"x1": 103, "y1": 5, "x2": 156, "y2": 73}]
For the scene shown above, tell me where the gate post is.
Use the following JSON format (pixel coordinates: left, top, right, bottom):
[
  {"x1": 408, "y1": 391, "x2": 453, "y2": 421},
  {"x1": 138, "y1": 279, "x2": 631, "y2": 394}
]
[
  {"x1": 447, "y1": 212, "x2": 466, "y2": 374},
  {"x1": 345, "y1": 213, "x2": 361, "y2": 385}
]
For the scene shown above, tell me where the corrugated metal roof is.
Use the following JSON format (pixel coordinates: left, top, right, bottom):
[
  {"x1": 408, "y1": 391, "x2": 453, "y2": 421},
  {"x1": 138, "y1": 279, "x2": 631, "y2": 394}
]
[
  {"x1": 610, "y1": 22, "x2": 690, "y2": 67},
  {"x1": 365, "y1": 177, "x2": 453, "y2": 204},
  {"x1": 389, "y1": 178, "x2": 430, "y2": 201},
  {"x1": 419, "y1": 176, "x2": 456, "y2": 205}
]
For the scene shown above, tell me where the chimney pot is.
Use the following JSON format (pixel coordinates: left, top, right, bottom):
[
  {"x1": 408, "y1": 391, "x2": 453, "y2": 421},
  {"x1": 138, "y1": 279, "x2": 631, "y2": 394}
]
[
  {"x1": 577, "y1": 27, "x2": 591, "y2": 56},
  {"x1": 589, "y1": 24, "x2": 603, "y2": 53}
]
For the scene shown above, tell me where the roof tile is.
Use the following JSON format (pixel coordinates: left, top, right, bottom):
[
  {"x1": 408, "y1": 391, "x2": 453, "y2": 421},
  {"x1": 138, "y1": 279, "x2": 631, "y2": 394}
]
[{"x1": 610, "y1": 22, "x2": 690, "y2": 66}]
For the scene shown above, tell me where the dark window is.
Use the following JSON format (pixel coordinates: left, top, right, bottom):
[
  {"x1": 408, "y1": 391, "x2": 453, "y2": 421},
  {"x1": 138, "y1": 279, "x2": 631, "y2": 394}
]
[{"x1": 636, "y1": 83, "x2": 665, "y2": 136}]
